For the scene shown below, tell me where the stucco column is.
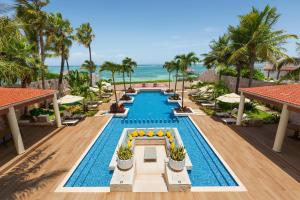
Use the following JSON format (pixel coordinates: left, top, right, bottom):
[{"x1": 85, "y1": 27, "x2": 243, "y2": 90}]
[
  {"x1": 236, "y1": 92, "x2": 245, "y2": 126},
  {"x1": 273, "y1": 104, "x2": 289, "y2": 152},
  {"x1": 7, "y1": 106, "x2": 25, "y2": 154},
  {"x1": 53, "y1": 93, "x2": 62, "y2": 127}
]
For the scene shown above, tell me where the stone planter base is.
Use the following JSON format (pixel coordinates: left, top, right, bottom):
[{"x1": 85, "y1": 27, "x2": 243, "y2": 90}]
[
  {"x1": 173, "y1": 107, "x2": 194, "y2": 117},
  {"x1": 113, "y1": 108, "x2": 129, "y2": 117}
]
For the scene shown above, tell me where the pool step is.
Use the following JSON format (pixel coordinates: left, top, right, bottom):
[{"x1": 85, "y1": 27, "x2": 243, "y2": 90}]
[{"x1": 133, "y1": 174, "x2": 168, "y2": 192}]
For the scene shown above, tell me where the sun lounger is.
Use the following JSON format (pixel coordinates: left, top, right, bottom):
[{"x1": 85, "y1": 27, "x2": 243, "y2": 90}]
[
  {"x1": 62, "y1": 119, "x2": 80, "y2": 126},
  {"x1": 144, "y1": 147, "x2": 157, "y2": 162},
  {"x1": 221, "y1": 118, "x2": 237, "y2": 124},
  {"x1": 201, "y1": 102, "x2": 215, "y2": 107},
  {"x1": 215, "y1": 112, "x2": 231, "y2": 118}
]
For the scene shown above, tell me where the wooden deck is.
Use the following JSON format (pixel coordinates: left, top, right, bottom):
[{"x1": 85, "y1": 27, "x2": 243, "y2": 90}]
[{"x1": 0, "y1": 100, "x2": 300, "y2": 199}]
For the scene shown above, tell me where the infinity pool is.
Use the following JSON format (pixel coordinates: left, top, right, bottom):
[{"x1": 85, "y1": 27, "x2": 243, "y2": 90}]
[{"x1": 64, "y1": 91, "x2": 238, "y2": 187}]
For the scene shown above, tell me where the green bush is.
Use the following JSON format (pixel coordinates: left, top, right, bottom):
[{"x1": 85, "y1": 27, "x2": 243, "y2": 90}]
[
  {"x1": 220, "y1": 67, "x2": 265, "y2": 80},
  {"x1": 117, "y1": 145, "x2": 133, "y2": 160},
  {"x1": 45, "y1": 72, "x2": 60, "y2": 79}
]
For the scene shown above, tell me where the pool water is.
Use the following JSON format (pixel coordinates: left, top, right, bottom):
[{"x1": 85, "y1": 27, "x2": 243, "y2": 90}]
[{"x1": 65, "y1": 91, "x2": 238, "y2": 187}]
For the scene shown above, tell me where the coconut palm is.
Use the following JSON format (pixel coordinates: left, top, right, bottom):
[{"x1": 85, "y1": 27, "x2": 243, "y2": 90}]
[
  {"x1": 170, "y1": 60, "x2": 180, "y2": 98},
  {"x1": 100, "y1": 61, "x2": 121, "y2": 112},
  {"x1": 163, "y1": 61, "x2": 175, "y2": 92},
  {"x1": 47, "y1": 12, "x2": 73, "y2": 96},
  {"x1": 202, "y1": 34, "x2": 232, "y2": 81},
  {"x1": 81, "y1": 60, "x2": 96, "y2": 86},
  {"x1": 15, "y1": 0, "x2": 50, "y2": 89},
  {"x1": 122, "y1": 57, "x2": 137, "y2": 89},
  {"x1": 76, "y1": 23, "x2": 95, "y2": 85},
  {"x1": 229, "y1": 5, "x2": 297, "y2": 87},
  {"x1": 175, "y1": 53, "x2": 199, "y2": 109}
]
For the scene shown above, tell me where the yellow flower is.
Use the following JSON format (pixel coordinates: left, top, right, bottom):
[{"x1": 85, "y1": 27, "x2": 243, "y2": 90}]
[
  {"x1": 129, "y1": 135, "x2": 133, "y2": 141},
  {"x1": 138, "y1": 130, "x2": 145, "y2": 137},
  {"x1": 169, "y1": 136, "x2": 174, "y2": 143},
  {"x1": 127, "y1": 140, "x2": 132, "y2": 148},
  {"x1": 170, "y1": 142, "x2": 175, "y2": 150},
  {"x1": 131, "y1": 131, "x2": 138, "y2": 137},
  {"x1": 147, "y1": 131, "x2": 154, "y2": 137},
  {"x1": 157, "y1": 130, "x2": 164, "y2": 137},
  {"x1": 166, "y1": 131, "x2": 172, "y2": 138}
]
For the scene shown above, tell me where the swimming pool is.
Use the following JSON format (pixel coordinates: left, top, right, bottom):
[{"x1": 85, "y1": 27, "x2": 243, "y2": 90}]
[{"x1": 62, "y1": 91, "x2": 242, "y2": 190}]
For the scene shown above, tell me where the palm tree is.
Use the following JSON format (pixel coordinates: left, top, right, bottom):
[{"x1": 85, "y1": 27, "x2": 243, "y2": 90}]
[
  {"x1": 15, "y1": 0, "x2": 50, "y2": 89},
  {"x1": 175, "y1": 53, "x2": 199, "y2": 109},
  {"x1": 76, "y1": 23, "x2": 95, "y2": 85},
  {"x1": 47, "y1": 12, "x2": 73, "y2": 96},
  {"x1": 171, "y1": 60, "x2": 180, "y2": 98},
  {"x1": 81, "y1": 60, "x2": 96, "y2": 86},
  {"x1": 163, "y1": 61, "x2": 175, "y2": 92},
  {"x1": 202, "y1": 34, "x2": 232, "y2": 81},
  {"x1": 229, "y1": 5, "x2": 297, "y2": 87},
  {"x1": 100, "y1": 61, "x2": 121, "y2": 112},
  {"x1": 122, "y1": 57, "x2": 137, "y2": 89},
  {"x1": 120, "y1": 62, "x2": 130, "y2": 96}
]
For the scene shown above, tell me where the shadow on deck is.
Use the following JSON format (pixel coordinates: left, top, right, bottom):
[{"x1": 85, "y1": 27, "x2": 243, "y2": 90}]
[{"x1": 228, "y1": 123, "x2": 300, "y2": 182}]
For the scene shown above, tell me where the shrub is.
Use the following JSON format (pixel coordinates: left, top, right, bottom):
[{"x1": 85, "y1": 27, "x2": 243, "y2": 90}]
[
  {"x1": 138, "y1": 130, "x2": 145, "y2": 137},
  {"x1": 170, "y1": 146, "x2": 186, "y2": 161},
  {"x1": 147, "y1": 131, "x2": 154, "y2": 137},
  {"x1": 110, "y1": 103, "x2": 125, "y2": 113},
  {"x1": 65, "y1": 105, "x2": 82, "y2": 114},
  {"x1": 157, "y1": 130, "x2": 164, "y2": 137},
  {"x1": 117, "y1": 145, "x2": 133, "y2": 160},
  {"x1": 127, "y1": 87, "x2": 136, "y2": 93},
  {"x1": 169, "y1": 94, "x2": 180, "y2": 100},
  {"x1": 120, "y1": 94, "x2": 131, "y2": 101}
]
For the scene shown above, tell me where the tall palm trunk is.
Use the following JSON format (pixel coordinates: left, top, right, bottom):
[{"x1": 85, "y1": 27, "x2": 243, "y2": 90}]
[
  {"x1": 174, "y1": 69, "x2": 178, "y2": 97},
  {"x1": 112, "y1": 73, "x2": 118, "y2": 108},
  {"x1": 276, "y1": 70, "x2": 281, "y2": 80},
  {"x1": 235, "y1": 65, "x2": 241, "y2": 94},
  {"x1": 66, "y1": 58, "x2": 70, "y2": 73},
  {"x1": 88, "y1": 44, "x2": 93, "y2": 86},
  {"x1": 267, "y1": 70, "x2": 270, "y2": 78},
  {"x1": 122, "y1": 72, "x2": 127, "y2": 95},
  {"x1": 129, "y1": 72, "x2": 132, "y2": 88},
  {"x1": 168, "y1": 72, "x2": 171, "y2": 90},
  {"x1": 248, "y1": 54, "x2": 255, "y2": 87},
  {"x1": 58, "y1": 43, "x2": 65, "y2": 97},
  {"x1": 181, "y1": 75, "x2": 185, "y2": 109},
  {"x1": 39, "y1": 31, "x2": 46, "y2": 89}
]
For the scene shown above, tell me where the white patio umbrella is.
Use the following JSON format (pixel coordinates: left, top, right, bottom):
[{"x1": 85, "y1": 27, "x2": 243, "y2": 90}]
[
  {"x1": 217, "y1": 93, "x2": 250, "y2": 104},
  {"x1": 58, "y1": 95, "x2": 84, "y2": 104},
  {"x1": 89, "y1": 87, "x2": 99, "y2": 92}
]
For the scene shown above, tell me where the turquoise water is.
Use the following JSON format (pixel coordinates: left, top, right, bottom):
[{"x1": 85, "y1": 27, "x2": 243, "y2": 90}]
[
  {"x1": 48, "y1": 64, "x2": 206, "y2": 82},
  {"x1": 65, "y1": 91, "x2": 238, "y2": 187}
]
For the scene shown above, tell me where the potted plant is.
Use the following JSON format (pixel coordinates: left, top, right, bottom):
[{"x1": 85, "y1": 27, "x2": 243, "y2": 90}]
[
  {"x1": 117, "y1": 145, "x2": 134, "y2": 170},
  {"x1": 169, "y1": 146, "x2": 186, "y2": 171}
]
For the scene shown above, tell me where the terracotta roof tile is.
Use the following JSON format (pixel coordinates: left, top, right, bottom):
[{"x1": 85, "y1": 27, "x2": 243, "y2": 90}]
[
  {"x1": 240, "y1": 84, "x2": 300, "y2": 107},
  {"x1": 0, "y1": 87, "x2": 56, "y2": 109}
]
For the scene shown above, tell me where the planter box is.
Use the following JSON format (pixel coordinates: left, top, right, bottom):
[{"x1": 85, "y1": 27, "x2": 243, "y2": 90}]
[
  {"x1": 173, "y1": 107, "x2": 194, "y2": 117},
  {"x1": 113, "y1": 108, "x2": 129, "y2": 117},
  {"x1": 119, "y1": 97, "x2": 134, "y2": 104},
  {"x1": 167, "y1": 98, "x2": 181, "y2": 103},
  {"x1": 117, "y1": 156, "x2": 134, "y2": 170},
  {"x1": 126, "y1": 90, "x2": 138, "y2": 95},
  {"x1": 163, "y1": 91, "x2": 175, "y2": 95},
  {"x1": 169, "y1": 158, "x2": 186, "y2": 171}
]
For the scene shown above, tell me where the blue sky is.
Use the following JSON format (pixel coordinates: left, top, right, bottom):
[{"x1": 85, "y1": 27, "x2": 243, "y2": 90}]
[{"x1": 3, "y1": 0, "x2": 300, "y2": 65}]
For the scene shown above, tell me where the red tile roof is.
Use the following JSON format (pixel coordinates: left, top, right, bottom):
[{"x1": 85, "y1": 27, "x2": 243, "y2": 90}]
[
  {"x1": 240, "y1": 84, "x2": 300, "y2": 108},
  {"x1": 0, "y1": 87, "x2": 57, "y2": 110}
]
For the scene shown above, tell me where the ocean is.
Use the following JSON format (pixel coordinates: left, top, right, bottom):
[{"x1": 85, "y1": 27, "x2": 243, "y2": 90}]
[{"x1": 48, "y1": 64, "x2": 206, "y2": 82}]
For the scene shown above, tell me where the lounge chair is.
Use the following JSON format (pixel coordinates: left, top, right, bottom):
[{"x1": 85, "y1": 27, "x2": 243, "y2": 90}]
[
  {"x1": 221, "y1": 113, "x2": 248, "y2": 124},
  {"x1": 201, "y1": 102, "x2": 215, "y2": 107},
  {"x1": 62, "y1": 119, "x2": 80, "y2": 126},
  {"x1": 215, "y1": 112, "x2": 231, "y2": 118}
]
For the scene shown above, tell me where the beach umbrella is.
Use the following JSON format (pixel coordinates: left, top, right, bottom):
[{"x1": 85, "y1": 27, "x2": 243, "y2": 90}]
[
  {"x1": 216, "y1": 93, "x2": 250, "y2": 104},
  {"x1": 58, "y1": 95, "x2": 84, "y2": 104}
]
